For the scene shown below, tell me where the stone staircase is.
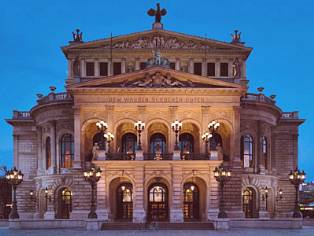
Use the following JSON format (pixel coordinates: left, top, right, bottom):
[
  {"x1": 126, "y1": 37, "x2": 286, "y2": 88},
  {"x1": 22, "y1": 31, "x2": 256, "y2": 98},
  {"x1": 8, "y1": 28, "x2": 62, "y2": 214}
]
[{"x1": 101, "y1": 221, "x2": 215, "y2": 230}]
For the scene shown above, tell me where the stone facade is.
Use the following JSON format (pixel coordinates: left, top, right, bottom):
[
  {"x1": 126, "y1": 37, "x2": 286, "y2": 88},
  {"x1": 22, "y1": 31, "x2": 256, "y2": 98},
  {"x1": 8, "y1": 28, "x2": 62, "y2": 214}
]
[{"x1": 6, "y1": 19, "x2": 304, "y2": 225}]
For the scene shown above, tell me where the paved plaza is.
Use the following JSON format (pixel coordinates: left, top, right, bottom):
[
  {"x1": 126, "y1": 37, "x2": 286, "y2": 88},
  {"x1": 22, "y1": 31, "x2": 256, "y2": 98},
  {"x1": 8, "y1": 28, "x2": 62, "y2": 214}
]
[{"x1": 1, "y1": 227, "x2": 314, "y2": 236}]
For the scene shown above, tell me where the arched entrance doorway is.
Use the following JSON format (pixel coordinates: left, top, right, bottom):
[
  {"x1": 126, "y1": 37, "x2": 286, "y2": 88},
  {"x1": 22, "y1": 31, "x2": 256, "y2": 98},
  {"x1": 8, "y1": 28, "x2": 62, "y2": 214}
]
[
  {"x1": 148, "y1": 183, "x2": 169, "y2": 221},
  {"x1": 243, "y1": 187, "x2": 257, "y2": 218},
  {"x1": 183, "y1": 182, "x2": 199, "y2": 221},
  {"x1": 116, "y1": 183, "x2": 133, "y2": 221},
  {"x1": 56, "y1": 187, "x2": 72, "y2": 219}
]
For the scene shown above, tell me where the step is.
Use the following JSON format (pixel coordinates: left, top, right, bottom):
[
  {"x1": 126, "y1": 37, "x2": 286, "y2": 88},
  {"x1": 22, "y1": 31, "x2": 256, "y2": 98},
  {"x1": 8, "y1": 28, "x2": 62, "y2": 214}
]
[{"x1": 101, "y1": 222, "x2": 215, "y2": 230}]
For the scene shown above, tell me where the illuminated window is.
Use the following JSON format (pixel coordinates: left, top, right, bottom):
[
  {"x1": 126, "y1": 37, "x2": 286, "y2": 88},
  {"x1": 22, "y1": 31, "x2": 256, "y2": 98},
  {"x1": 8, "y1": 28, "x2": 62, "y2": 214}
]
[
  {"x1": 60, "y1": 134, "x2": 74, "y2": 168},
  {"x1": 261, "y1": 136, "x2": 267, "y2": 168},
  {"x1": 149, "y1": 185, "x2": 166, "y2": 202},
  {"x1": 241, "y1": 135, "x2": 253, "y2": 168}
]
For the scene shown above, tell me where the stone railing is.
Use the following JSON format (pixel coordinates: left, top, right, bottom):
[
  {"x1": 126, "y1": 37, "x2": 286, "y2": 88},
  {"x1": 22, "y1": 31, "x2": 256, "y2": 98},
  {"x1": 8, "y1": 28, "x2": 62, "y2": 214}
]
[
  {"x1": 37, "y1": 92, "x2": 73, "y2": 105},
  {"x1": 99, "y1": 152, "x2": 215, "y2": 161},
  {"x1": 12, "y1": 110, "x2": 32, "y2": 120},
  {"x1": 241, "y1": 93, "x2": 275, "y2": 105},
  {"x1": 281, "y1": 112, "x2": 299, "y2": 120}
]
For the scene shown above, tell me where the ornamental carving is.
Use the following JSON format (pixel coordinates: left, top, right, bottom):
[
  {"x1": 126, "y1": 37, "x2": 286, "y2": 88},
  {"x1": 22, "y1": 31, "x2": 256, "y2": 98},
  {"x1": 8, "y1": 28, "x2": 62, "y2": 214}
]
[
  {"x1": 103, "y1": 36, "x2": 208, "y2": 50},
  {"x1": 121, "y1": 72, "x2": 193, "y2": 88}
]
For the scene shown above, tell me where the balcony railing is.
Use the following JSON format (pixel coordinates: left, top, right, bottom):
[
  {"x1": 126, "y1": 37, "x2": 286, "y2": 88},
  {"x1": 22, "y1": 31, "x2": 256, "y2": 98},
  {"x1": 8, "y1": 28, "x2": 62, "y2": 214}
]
[
  {"x1": 241, "y1": 93, "x2": 275, "y2": 105},
  {"x1": 98, "y1": 152, "x2": 215, "y2": 161},
  {"x1": 37, "y1": 92, "x2": 73, "y2": 105},
  {"x1": 281, "y1": 112, "x2": 299, "y2": 120},
  {"x1": 12, "y1": 110, "x2": 32, "y2": 120}
]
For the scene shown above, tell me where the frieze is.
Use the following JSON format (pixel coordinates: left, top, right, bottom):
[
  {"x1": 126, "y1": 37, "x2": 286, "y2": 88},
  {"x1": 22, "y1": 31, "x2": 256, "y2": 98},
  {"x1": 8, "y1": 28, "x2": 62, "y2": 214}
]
[{"x1": 103, "y1": 35, "x2": 209, "y2": 50}]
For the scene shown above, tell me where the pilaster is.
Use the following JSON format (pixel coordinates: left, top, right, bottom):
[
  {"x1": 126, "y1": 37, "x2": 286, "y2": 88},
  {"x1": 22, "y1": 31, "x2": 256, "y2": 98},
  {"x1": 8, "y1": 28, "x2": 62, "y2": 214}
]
[
  {"x1": 170, "y1": 165, "x2": 184, "y2": 222},
  {"x1": 73, "y1": 108, "x2": 82, "y2": 169}
]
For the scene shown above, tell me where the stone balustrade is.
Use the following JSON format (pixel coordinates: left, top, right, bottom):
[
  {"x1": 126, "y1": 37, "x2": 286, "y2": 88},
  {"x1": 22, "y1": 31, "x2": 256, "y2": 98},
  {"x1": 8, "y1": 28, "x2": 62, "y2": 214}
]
[
  {"x1": 12, "y1": 110, "x2": 32, "y2": 120},
  {"x1": 241, "y1": 93, "x2": 275, "y2": 105},
  {"x1": 37, "y1": 92, "x2": 73, "y2": 105},
  {"x1": 281, "y1": 112, "x2": 299, "y2": 120}
]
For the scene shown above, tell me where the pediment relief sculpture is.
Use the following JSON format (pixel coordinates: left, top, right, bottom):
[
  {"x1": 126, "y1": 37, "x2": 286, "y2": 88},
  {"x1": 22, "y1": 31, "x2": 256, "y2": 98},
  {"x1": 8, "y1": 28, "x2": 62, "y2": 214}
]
[{"x1": 120, "y1": 72, "x2": 193, "y2": 88}]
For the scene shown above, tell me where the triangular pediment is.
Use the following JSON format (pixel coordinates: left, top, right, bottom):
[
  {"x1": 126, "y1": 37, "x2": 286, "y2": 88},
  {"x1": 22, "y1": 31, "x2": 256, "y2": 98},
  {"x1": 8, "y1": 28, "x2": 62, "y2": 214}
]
[
  {"x1": 62, "y1": 29, "x2": 252, "y2": 57},
  {"x1": 68, "y1": 67, "x2": 244, "y2": 91}
]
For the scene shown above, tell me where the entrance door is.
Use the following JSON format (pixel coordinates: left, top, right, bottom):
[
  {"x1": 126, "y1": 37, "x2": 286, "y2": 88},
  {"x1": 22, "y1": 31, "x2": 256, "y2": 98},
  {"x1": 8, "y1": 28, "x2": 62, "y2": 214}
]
[
  {"x1": 57, "y1": 188, "x2": 72, "y2": 219},
  {"x1": 243, "y1": 187, "x2": 256, "y2": 218},
  {"x1": 116, "y1": 183, "x2": 133, "y2": 221},
  {"x1": 183, "y1": 183, "x2": 199, "y2": 221},
  {"x1": 148, "y1": 183, "x2": 168, "y2": 221}
]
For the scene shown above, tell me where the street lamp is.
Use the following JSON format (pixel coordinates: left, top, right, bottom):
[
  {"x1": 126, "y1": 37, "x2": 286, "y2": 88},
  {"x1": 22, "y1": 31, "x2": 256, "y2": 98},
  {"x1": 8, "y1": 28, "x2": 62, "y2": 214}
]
[
  {"x1": 104, "y1": 132, "x2": 114, "y2": 153},
  {"x1": 213, "y1": 164, "x2": 231, "y2": 218},
  {"x1": 5, "y1": 167, "x2": 24, "y2": 219},
  {"x1": 29, "y1": 190, "x2": 36, "y2": 202},
  {"x1": 134, "y1": 121, "x2": 145, "y2": 150},
  {"x1": 288, "y1": 168, "x2": 306, "y2": 218},
  {"x1": 202, "y1": 132, "x2": 212, "y2": 155},
  {"x1": 96, "y1": 120, "x2": 108, "y2": 149},
  {"x1": 171, "y1": 120, "x2": 182, "y2": 150},
  {"x1": 208, "y1": 120, "x2": 220, "y2": 150},
  {"x1": 84, "y1": 165, "x2": 102, "y2": 218}
]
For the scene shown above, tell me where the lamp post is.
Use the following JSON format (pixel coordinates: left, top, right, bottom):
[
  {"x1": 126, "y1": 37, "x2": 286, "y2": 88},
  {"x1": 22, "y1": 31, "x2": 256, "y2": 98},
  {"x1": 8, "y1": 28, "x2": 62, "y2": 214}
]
[
  {"x1": 96, "y1": 120, "x2": 108, "y2": 149},
  {"x1": 29, "y1": 190, "x2": 37, "y2": 202},
  {"x1": 171, "y1": 120, "x2": 182, "y2": 150},
  {"x1": 134, "y1": 121, "x2": 145, "y2": 150},
  {"x1": 5, "y1": 167, "x2": 24, "y2": 219},
  {"x1": 208, "y1": 120, "x2": 220, "y2": 148},
  {"x1": 84, "y1": 165, "x2": 102, "y2": 218},
  {"x1": 104, "y1": 132, "x2": 114, "y2": 153},
  {"x1": 202, "y1": 132, "x2": 212, "y2": 155},
  {"x1": 213, "y1": 164, "x2": 231, "y2": 218},
  {"x1": 288, "y1": 168, "x2": 306, "y2": 218}
]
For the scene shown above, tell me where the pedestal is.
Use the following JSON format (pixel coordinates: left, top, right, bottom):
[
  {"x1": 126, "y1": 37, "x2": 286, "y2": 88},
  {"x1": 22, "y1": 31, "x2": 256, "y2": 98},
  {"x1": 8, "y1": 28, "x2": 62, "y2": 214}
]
[
  {"x1": 173, "y1": 150, "x2": 181, "y2": 160},
  {"x1": 136, "y1": 150, "x2": 144, "y2": 160},
  {"x1": 97, "y1": 150, "x2": 106, "y2": 160}
]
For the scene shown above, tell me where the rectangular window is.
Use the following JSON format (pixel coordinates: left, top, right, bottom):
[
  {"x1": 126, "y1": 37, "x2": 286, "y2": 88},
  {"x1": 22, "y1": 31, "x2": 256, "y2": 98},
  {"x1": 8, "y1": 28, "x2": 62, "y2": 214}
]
[
  {"x1": 86, "y1": 62, "x2": 95, "y2": 76},
  {"x1": 220, "y1": 63, "x2": 228, "y2": 77},
  {"x1": 169, "y1": 62, "x2": 176, "y2": 70},
  {"x1": 207, "y1": 63, "x2": 215, "y2": 76},
  {"x1": 99, "y1": 62, "x2": 108, "y2": 76},
  {"x1": 113, "y1": 62, "x2": 122, "y2": 75},
  {"x1": 193, "y1": 62, "x2": 202, "y2": 76},
  {"x1": 140, "y1": 62, "x2": 146, "y2": 70}
]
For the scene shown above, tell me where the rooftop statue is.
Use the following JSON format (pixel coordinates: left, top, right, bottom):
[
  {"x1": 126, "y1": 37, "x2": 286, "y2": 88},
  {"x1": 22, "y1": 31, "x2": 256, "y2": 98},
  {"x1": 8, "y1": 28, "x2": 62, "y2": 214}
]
[
  {"x1": 147, "y1": 3, "x2": 167, "y2": 23},
  {"x1": 231, "y1": 30, "x2": 244, "y2": 44},
  {"x1": 72, "y1": 29, "x2": 83, "y2": 42}
]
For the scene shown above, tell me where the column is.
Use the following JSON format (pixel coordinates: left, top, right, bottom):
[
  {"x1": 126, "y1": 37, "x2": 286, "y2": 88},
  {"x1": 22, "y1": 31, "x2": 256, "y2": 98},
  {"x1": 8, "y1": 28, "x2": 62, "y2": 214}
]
[
  {"x1": 121, "y1": 58, "x2": 126, "y2": 74},
  {"x1": 133, "y1": 166, "x2": 145, "y2": 223},
  {"x1": 201, "y1": 106, "x2": 210, "y2": 154},
  {"x1": 95, "y1": 60, "x2": 99, "y2": 77},
  {"x1": 228, "y1": 61, "x2": 233, "y2": 78},
  {"x1": 73, "y1": 108, "x2": 82, "y2": 169},
  {"x1": 175, "y1": 58, "x2": 180, "y2": 71},
  {"x1": 80, "y1": 58, "x2": 85, "y2": 77},
  {"x1": 13, "y1": 134, "x2": 19, "y2": 169},
  {"x1": 215, "y1": 61, "x2": 220, "y2": 78},
  {"x1": 135, "y1": 58, "x2": 140, "y2": 70},
  {"x1": 188, "y1": 59, "x2": 193, "y2": 73},
  {"x1": 48, "y1": 121, "x2": 57, "y2": 174},
  {"x1": 202, "y1": 59, "x2": 207, "y2": 77},
  {"x1": 96, "y1": 171, "x2": 109, "y2": 220},
  {"x1": 169, "y1": 106, "x2": 178, "y2": 158},
  {"x1": 37, "y1": 127, "x2": 44, "y2": 176},
  {"x1": 170, "y1": 166, "x2": 184, "y2": 222}
]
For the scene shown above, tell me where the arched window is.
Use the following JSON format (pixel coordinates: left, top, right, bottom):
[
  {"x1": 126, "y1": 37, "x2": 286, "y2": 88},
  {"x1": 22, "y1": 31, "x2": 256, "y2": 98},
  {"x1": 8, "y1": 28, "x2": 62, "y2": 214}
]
[
  {"x1": 179, "y1": 133, "x2": 194, "y2": 153},
  {"x1": 241, "y1": 135, "x2": 253, "y2": 168},
  {"x1": 56, "y1": 187, "x2": 72, "y2": 219},
  {"x1": 150, "y1": 133, "x2": 166, "y2": 154},
  {"x1": 93, "y1": 132, "x2": 106, "y2": 150},
  {"x1": 261, "y1": 136, "x2": 268, "y2": 169},
  {"x1": 45, "y1": 137, "x2": 51, "y2": 170},
  {"x1": 116, "y1": 183, "x2": 133, "y2": 220},
  {"x1": 148, "y1": 183, "x2": 169, "y2": 221},
  {"x1": 121, "y1": 133, "x2": 137, "y2": 154},
  {"x1": 60, "y1": 134, "x2": 74, "y2": 168}
]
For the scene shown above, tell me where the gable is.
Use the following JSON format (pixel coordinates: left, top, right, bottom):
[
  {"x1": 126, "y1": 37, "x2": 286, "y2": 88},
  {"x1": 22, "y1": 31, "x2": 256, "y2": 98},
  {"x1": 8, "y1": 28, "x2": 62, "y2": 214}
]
[
  {"x1": 62, "y1": 29, "x2": 252, "y2": 57},
  {"x1": 68, "y1": 67, "x2": 244, "y2": 91}
]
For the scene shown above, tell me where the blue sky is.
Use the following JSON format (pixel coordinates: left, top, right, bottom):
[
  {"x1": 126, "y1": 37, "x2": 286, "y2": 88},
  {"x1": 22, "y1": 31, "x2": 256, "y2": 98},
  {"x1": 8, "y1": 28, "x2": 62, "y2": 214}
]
[{"x1": 0, "y1": 0, "x2": 313, "y2": 180}]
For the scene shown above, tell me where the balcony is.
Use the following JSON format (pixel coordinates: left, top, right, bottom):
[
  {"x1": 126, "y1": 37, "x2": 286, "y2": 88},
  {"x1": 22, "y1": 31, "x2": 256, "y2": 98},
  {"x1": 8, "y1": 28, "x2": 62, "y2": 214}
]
[
  {"x1": 241, "y1": 93, "x2": 275, "y2": 105},
  {"x1": 37, "y1": 92, "x2": 73, "y2": 105},
  {"x1": 281, "y1": 112, "x2": 299, "y2": 120},
  {"x1": 12, "y1": 111, "x2": 32, "y2": 120},
  {"x1": 95, "y1": 152, "x2": 214, "y2": 161}
]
